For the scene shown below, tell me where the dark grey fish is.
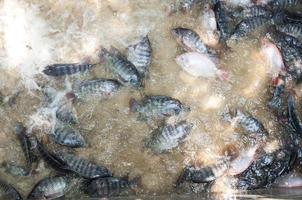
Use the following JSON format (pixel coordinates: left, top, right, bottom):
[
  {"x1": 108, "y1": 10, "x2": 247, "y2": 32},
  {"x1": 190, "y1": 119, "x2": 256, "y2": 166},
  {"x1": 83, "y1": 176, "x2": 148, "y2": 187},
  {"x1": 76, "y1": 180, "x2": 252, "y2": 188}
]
[
  {"x1": 176, "y1": 158, "x2": 229, "y2": 186},
  {"x1": 36, "y1": 141, "x2": 70, "y2": 173},
  {"x1": 233, "y1": 6, "x2": 272, "y2": 18},
  {"x1": 2, "y1": 162, "x2": 29, "y2": 176},
  {"x1": 15, "y1": 122, "x2": 37, "y2": 170},
  {"x1": 99, "y1": 47, "x2": 142, "y2": 88},
  {"x1": 268, "y1": 0, "x2": 302, "y2": 10},
  {"x1": 83, "y1": 176, "x2": 140, "y2": 198},
  {"x1": 223, "y1": 109, "x2": 268, "y2": 145},
  {"x1": 145, "y1": 121, "x2": 193, "y2": 153},
  {"x1": 56, "y1": 153, "x2": 112, "y2": 179},
  {"x1": 127, "y1": 36, "x2": 152, "y2": 77},
  {"x1": 27, "y1": 176, "x2": 70, "y2": 200},
  {"x1": 276, "y1": 23, "x2": 302, "y2": 42},
  {"x1": 266, "y1": 28, "x2": 302, "y2": 82},
  {"x1": 50, "y1": 124, "x2": 86, "y2": 148},
  {"x1": 288, "y1": 95, "x2": 302, "y2": 135},
  {"x1": 130, "y1": 95, "x2": 190, "y2": 121},
  {"x1": 73, "y1": 79, "x2": 122, "y2": 99},
  {"x1": 171, "y1": 28, "x2": 209, "y2": 54},
  {"x1": 0, "y1": 179, "x2": 22, "y2": 200},
  {"x1": 268, "y1": 77, "x2": 286, "y2": 110},
  {"x1": 230, "y1": 16, "x2": 270, "y2": 40},
  {"x1": 43, "y1": 63, "x2": 96, "y2": 77},
  {"x1": 214, "y1": 1, "x2": 232, "y2": 41},
  {"x1": 55, "y1": 102, "x2": 77, "y2": 124}
]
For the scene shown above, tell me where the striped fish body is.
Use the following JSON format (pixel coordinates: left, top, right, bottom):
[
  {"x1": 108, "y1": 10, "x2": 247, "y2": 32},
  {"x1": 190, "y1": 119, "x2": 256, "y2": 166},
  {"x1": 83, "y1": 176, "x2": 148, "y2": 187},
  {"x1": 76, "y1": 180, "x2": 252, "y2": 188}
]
[
  {"x1": 214, "y1": 1, "x2": 232, "y2": 41},
  {"x1": 171, "y1": 28, "x2": 208, "y2": 54},
  {"x1": 55, "y1": 103, "x2": 77, "y2": 124},
  {"x1": 27, "y1": 176, "x2": 69, "y2": 200},
  {"x1": 99, "y1": 47, "x2": 142, "y2": 88},
  {"x1": 131, "y1": 95, "x2": 190, "y2": 121},
  {"x1": 0, "y1": 180, "x2": 22, "y2": 200},
  {"x1": 43, "y1": 63, "x2": 96, "y2": 77},
  {"x1": 269, "y1": 0, "x2": 302, "y2": 10},
  {"x1": 15, "y1": 122, "x2": 37, "y2": 169},
  {"x1": 51, "y1": 125, "x2": 86, "y2": 148},
  {"x1": 57, "y1": 153, "x2": 112, "y2": 179},
  {"x1": 177, "y1": 158, "x2": 230, "y2": 185},
  {"x1": 127, "y1": 36, "x2": 152, "y2": 77},
  {"x1": 146, "y1": 121, "x2": 193, "y2": 153},
  {"x1": 235, "y1": 6, "x2": 272, "y2": 18},
  {"x1": 230, "y1": 16, "x2": 270, "y2": 40},
  {"x1": 73, "y1": 79, "x2": 121, "y2": 99},
  {"x1": 84, "y1": 177, "x2": 137, "y2": 197},
  {"x1": 277, "y1": 23, "x2": 302, "y2": 42}
]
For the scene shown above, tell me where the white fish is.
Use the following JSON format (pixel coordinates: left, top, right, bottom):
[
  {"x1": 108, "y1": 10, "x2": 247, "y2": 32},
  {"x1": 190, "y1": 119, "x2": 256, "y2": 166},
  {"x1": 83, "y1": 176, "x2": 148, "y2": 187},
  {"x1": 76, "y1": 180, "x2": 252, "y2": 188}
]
[
  {"x1": 198, "y1": 4, "x2": 219, "y2": 47},
  {"x1": 274, "y1": 172, "x2": 302, "y2": 188},
  {"x1": 175, "y1": 52, "x2": 228, "y2": 80},
  {"x1": 260, "y1": 38, "x2": 285, "y2": 78}
]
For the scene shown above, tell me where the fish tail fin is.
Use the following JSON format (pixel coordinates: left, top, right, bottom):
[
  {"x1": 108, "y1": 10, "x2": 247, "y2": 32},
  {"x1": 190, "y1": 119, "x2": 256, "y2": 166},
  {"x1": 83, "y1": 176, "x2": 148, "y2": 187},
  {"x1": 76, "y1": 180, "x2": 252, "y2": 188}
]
[
  {"x1": 129, "y1": 98, "x2": 140, "y2": 112},
  {"x1": 175, "y1": 166, "x2": 192, "y2": 188}
]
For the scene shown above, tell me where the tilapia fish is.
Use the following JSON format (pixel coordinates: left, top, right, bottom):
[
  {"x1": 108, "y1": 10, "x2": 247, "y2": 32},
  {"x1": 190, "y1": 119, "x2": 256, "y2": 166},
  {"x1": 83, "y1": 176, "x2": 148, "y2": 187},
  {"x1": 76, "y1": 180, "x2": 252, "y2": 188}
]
[
  {"x1": 230, "y1": 16, "x2": 271, "y2": 40},
  {"x1": 288, "y1": 95, "x2": 302, "y2": 135},
  {"x1": 0, "y1": 180, "x2": 22, "y2": 200},
  {"x1": 43, "y1": 63, "x2": 96, "y2": 77},
  {"x1": 176, "y1": 158, "x2": 230, "y2": 185},
  {"x1": 50, "y1": 124, "x2": 86, "y2": 148},
  {"x1": 223, "y1": 109, "x2": 268, "y2": 145},
  {"x1": 73, "y1": 79, "x2": 122, "y2": 99},
  {"x1": 15, "y1": 122, "x2": 37, "y2": 170},
  {"x1": 130, "y1": 95, "x2": 190, "y2": 121},
  {"x1": 55, "y1": 102, "x2": 77, "y2": 124},
  {"x1": 176, "y1": 52, "x2": 228, "y2": 80},
  {"x1": 268, "y1": 0, "x2": 302, "y2": 10},
  {"x1": 99, "y1": 47, "x2": 142, "y2": 88},
  {"x1": 56, "y1": 153, "x2": 112, "y2": 179},
  {"x1": 127, "y1": 36, "x2": 152, "y2": 77},
  {"x1": 145, "y1": 120, "x2": 193, "y2": 153},
  {"x1": 83, "y1": 176, "x2": 140, "y2": 197},
  {"x1": 171, "y1": 28, "x2": 209, "y2": 54},
  {"x1": 276, "y1": 23, "x2": 302, "y2": 42},
  {"x1": 233, "y1": 6, "x2": 272, "y2": 18},
  {"x1": 199, "y1": 4, "x2": 219, "y2": 46},
  {"x1": 27, "y1": 176, "x2": 70, "y2": 200},
  {"x1": 266, "y1": 28, "x2": 302, "y2": 82},
  {"x1": 214, "y1": 1, "x2": 232, "y2": 42}
]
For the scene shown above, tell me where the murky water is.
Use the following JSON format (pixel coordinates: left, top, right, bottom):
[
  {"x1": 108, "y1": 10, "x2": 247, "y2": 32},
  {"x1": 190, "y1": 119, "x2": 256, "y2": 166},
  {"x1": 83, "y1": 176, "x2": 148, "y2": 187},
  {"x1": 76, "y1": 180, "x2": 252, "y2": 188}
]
[{"x1": 0, "y1": 0, "x2": 302, "y2": 199}]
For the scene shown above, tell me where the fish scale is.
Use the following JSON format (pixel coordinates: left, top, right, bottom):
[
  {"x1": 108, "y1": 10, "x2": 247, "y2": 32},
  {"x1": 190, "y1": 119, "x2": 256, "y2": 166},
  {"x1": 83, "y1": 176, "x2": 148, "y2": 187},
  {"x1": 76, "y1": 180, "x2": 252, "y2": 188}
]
[
  {"x1": 269, "y1": 0, "x2": 302, "y2": 10},
  {"x1": 277, "y1": 23, "x2": 302, "y2": 42},
  {"x1": 51, "y1": 125, "x2": 86, "y2": 148}
]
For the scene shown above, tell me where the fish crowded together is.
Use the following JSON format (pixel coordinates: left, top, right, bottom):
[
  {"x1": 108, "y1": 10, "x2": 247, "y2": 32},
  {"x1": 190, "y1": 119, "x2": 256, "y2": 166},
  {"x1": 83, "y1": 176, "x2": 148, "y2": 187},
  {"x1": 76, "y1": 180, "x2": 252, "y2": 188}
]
[{"x1": 1, "y1": 0, "x2": 302, "y2": 199}]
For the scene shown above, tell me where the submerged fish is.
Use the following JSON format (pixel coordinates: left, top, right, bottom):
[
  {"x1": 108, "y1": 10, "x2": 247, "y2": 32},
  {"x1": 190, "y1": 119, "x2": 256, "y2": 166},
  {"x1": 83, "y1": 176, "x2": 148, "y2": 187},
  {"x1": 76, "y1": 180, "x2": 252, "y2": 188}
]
[
  {"x1": 73, "y1": 79, "x2": 122, "y2": 99},
  {"x1": 274, "y1": 172, "x2": 302, "y2": 188},
  {"x1": 56, "y1": 153, "x2": 112, "y2": 179},
  {"x1": 130, "y1": 95, "x2": 190, "y2": 121},
  {"x1": 27, "y1": 176, "x2": 70, "y2": 200},
  {"x1": 176, "y1": 158, "x2": 230, "y2": 185},
  {"x1": 99, "y1": 47, "x2": 142, "y2": 88},
  {"x1": 276, "y1": 23, "x2": 302, "y2": 42},
  {"x1": 145, "y1": 120, "x2": 193, "y2": 153},
  {"x1": 199, "y1": 4, "x2": 219, "y2": 46},
  {"x1": 43, "y1": 63, "x2": 96, "y2": 77},
  {"x1": 50, "y1": 124, "x2": 86, "y2": 148},
  {"x1": 83, "y1": 176, "x2": 140, "y2": 197},
  {"x1": 233, "y1": 6, "x2": 272, "y2": 18},
  {"x1": 288, "y1": 95, "x2": 302, "y2": 135},
  {"x1": 171, "y1": 28, "x2": 209, "y2": 54},
  {"x1": 175, "y1": 52, "x2": 228, "y2": 80},
  {"x1": 15, "y1": 122, "x2": 37, "y2": 170},
  {"x1": 268, "y1": 0, "x2": 302, "y2": 10},
  {"x1": 0, "y1": 180, "x2": 22, "y2": 200},
  {"x1": 214, "y1": 1, "x2": 232, "y2": 42},
  {"x1": 55, "y1": 102, "x2": 77, "y2": 124},
  {"x1": 127, "y1": 36, "x2": 152, "y2": 77},
  {"x1": 268, "y1": 76, "x2": 286, "y2": 110},
  {"x1": 230, "y1": 16, "x2": 270, "y2": 40},
  {"x1": 260, "y1": 37, "x2": 285, "y2": 78}
]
